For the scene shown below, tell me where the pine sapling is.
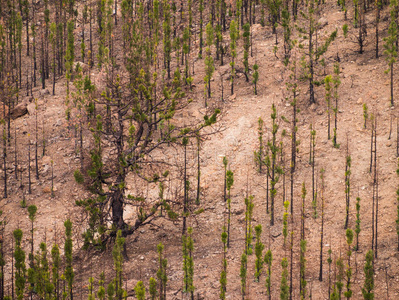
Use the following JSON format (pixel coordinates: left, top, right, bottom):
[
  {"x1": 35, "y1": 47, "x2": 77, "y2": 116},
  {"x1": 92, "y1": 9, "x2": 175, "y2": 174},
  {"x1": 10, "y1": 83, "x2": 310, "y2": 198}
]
[
  {"x1": 149, "y1": 277, "x2": 157, "y2": 300},
  {"x1": 283, "y1": 201, "x2": 289, "y2": 246},
  {"x1": 280, "y1": 258, "x2": 289, "y2": 300},
  {"x1": 355, "y1": 196, "x2": 361, "y2": 251},
  {"x1": 204, "y1": 22, "x2": 215, "y2": 104},
  {"x1": 254, "y1": 225, "x2": 264, "y2": 281},
  {"x1": 332, "y1": 63, "x2": 341, "y2": 147},
  {"x1": 13, "y1": 229, "x2": 26, "y2": 300},
  {"x1": 362, "y1": 250, "x2": 374, "y2": 299},
  {"x1": 336, "y1": 256, "x2": 344, "y2": 299},
  {"x1": 226, "y1": 170, "x2": 234, "y2": 248},
  {"x1": 220, "y1": 227, "x2": 228, "y2": 299},
  {"x1": 135, "y1": 281, "x2": 146, "y2": 300},
  {"x1": 363, "y1": 103, "x2": 368, "y2": 129},
  {"x1": 327, "y1": 247, "x2": 332, "y2": 298},
  {"x1": 344, "y1": 229, "x2": 354, "y2": 299},
  {"x1": 325, "y1": 75, "x2": 332, "y2": 140},
  {"x1": 253, "y1": 63, "x2": 259, "y2": 95},
  {"x1": 265, "y1": 250, "x2": 272, "y2": 300},
  {"x1": 240, "y1": 252, "x2": 247, "y2": 300},
  {"x1": 182, "y1": 227, "x2": 194, "y2": 297}
]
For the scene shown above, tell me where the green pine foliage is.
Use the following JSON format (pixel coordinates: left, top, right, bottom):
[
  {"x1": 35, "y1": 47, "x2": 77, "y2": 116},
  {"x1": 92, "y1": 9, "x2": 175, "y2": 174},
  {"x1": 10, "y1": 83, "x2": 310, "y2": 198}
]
[
  {"x1": 332, "y1": 63, "x2": 341, "y2": 148},
  {"x1": 336, "y1": 256, "x2": 345, "y2": 298},
  {"x1": 280, "y1": 258, "x2": 289, "y2": 300},
  {"x1": 283, "y1": 201, "x2": 289, "y2": 246},
  {"x1": 253, "y1": 63, "x2": 259, "y2": 95},
  {"x1": 97, "y1": 272, "x2": 106, "y2": 300},
  {"x1": 243, "y1": 23, "x2": 250, "y2": 82},
  {"x1": 300, "y1": 239, "x2": 307, "y2": 299},
  {"x1": 220, "y1": 228, "x2": 228, "y2": 300},
  {"x1": 245, "y1": 195, "x2": 254, "y2": 255},
  {"x1": 149, "y1": 277, "x2": 157, "y2": 300},
  {"x1": 362, "y1": 250, "x2": 374, "y2": 299},
  {"x1": 135, "y1": 281, "x2": 146, "y2": 300},
  {"x1": 355, "y1": 197, "x2": 361, "y2": 251},
  {"x1": 13, "y1": 229, "x2": 26, "y2": 300},
  {"x1": 51, "y1": 243, "x2": 60, "y2": 298},
  {"x1": 229, "y1": 20, "x2": 238, "y2": 95},
  {"x1": 325, "y1": 75, "x2": 333, "y2": 140},
  {"x1": 182, "y1": 227, "x2": 194, "y2": 295},
  {"x1": 64, "y1": 219, "x2": 74, "y2": 300},
  {"x1": 265, "y1": 249, "x2": 273, "y2": 298},
  {"x1": 113, "y1": 230, "x2": 126, "y2": 299},
  {"x1": 383, "y1": 0, "x2": 397, "y2": 106},
  {"x1": 254, "y1": 225, "x2": 264, "y2": 281},
  {"x1": 157, "y1": 243, "x2": 168, "y2": 300},
  {"x1": 204, "y1": 22, "x2": 215, "y2": 102},
  {"x1": 240, "y1": 252, "x2": 247, "y2": 299},
  {"x1": 344, "y1": 153, "x2": 352, "y2": 229},
  {"x1": 226, "y1": 170, "x2": 234, "y2": 248},
  {"x1": 254, "y1": 117, "x2": 264, "y2": 172},
  {"x1": 344, "y1": 229, "x2": 354, "y2": 299}
]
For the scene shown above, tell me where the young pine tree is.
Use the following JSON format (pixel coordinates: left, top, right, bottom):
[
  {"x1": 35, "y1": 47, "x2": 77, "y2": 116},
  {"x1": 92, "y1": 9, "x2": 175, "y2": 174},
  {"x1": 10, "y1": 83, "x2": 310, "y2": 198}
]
[
  {"x1": 253, "y1": 63, "x2": 259, "y2": 95},
  {"x1": 113, "y1": 230, "x2": 126, "y2": 299},
  {"x1": 355, "y1": 196, "x2": 361, "y2": 251},
  {"x1": 332, "y1": 63, "x2": 341, "y2": 147},
  {"x1": 182, "y1": 227, "x2": 194, "y2": 298},
  {"x1": 362, "y1": 250, "x2": 374, "y2": 299},
  {"x1": 240, "y1": 252, "x2": 247, "y2": 300},
  {"x1": 135, "y1": 281, "x2": 146, "y2": 300},
  {"x1": 254, "y1": 224, "x2": 264, "y2": 281},
  {"x1": 344, "y1": 150, "x2": 352, "y2": 229},
  {"x1": 344, "y1": 229, "x2": 354, "y2": 299},
  {"x1": 157, "y1": 243, "x2": 168, "y2": 300},
  {"x1": 245, "y1": 195, "x2": 254, "y2": 255},
  {"x1": 254, "y1": 117, "x2": 264, "y2": 173},
  {"x1": 220, "y1": 227, "x2": 228, "y2": 299},
  {"x1": 204, "y1": 22, "x2": 215, "y2": 104},
  {"x1": 13, "y1": 229, "x2": 26, "y2": 300},
  {"x1": 226, "y1": 170, "x2": 234, "y2": 248},
  {"x1": 64, "y1": 219, "x2": 74, "y2": 300},
  {"x1": 242, "y1": 23, "x2": 250, "y2": 82},
  {"x1": 149, "y1": 277, "x2": 157, "y2": 300},
  {"x1": 280, "y1": 258, "x2": 289, "y2": 300},
  {"x1": 383, "y1": 0, "x2": 397, "y2": 107},
  {"x1": 336, "y1": 256, "x2": 345, "y2": 299},
  {"x1": 325, "y1": 75, "x2": 333, "y2": 140},
  {"x1": 265, "y1": 249, "x2": 273, "y2": 300},
  {"x1": 229, "y1": 20, "x2": 238, "y2": 95}
]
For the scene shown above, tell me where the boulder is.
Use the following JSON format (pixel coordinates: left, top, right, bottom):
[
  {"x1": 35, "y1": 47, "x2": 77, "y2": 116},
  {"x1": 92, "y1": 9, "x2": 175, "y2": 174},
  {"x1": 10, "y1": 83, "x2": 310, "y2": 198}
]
[
  {"x1": 11, "y1": 102, "x2": 28, "y2": 119},
  {"x1": 27, "y1": 103, "x2": 36, "y2": 115}
]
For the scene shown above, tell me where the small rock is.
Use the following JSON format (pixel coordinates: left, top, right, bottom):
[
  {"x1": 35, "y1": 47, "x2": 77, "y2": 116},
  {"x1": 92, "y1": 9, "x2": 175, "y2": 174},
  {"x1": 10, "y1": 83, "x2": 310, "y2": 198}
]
[
  {"x1": 357, "y1": 97, "x2": 363, "y2": 104},
  {"x1": 229, "y1": 93, "x2": 237, "y2": 101},
  {"x1": 43, "y1": 187, "x2": 51, "y2": 193},
  {"x1": 23, "y1": 119, "x2": 28, "y2": 126},
  {"x1": 234, "y1": 208, "x2": 244, "y2": 215},
  {"x1": 387, "y1": 141, "x2": 392, "y2": 147},
  {"x1": 318, "y1": 17, "x2": 328, "y2": 28},
  {"x1": 310, "y1": 103, "x2": 317, "y2": 111},
  {"x1": 39, "y1": 89, "x2": 50, "y2": 97},
  {"x1": 55, "y1": 119, "x2": 62, "y2": 127}
]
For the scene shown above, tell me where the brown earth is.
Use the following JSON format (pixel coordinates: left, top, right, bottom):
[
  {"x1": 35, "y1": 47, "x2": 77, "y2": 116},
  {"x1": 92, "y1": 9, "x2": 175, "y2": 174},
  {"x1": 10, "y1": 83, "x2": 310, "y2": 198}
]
[{"x1": 1, "y1": 1, "x2": 399, "y2": 299}]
